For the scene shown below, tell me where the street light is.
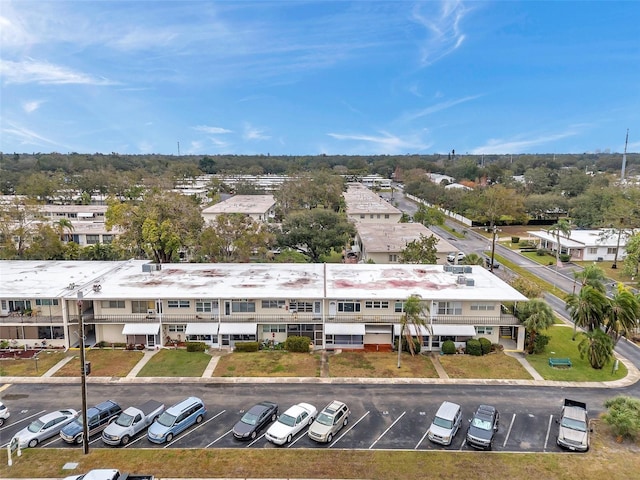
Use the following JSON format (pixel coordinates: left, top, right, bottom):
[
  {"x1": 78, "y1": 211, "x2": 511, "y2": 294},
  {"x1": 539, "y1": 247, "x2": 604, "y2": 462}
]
[{"x1": 77, "y1": 292, "x2": 89, "y2": 455}]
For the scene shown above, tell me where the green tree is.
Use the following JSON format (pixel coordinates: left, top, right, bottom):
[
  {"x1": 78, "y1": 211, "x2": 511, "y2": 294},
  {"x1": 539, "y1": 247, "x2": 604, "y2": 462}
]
[
  {"x1": 196, "y1": 214, "x2": 274, "y2": 262},
  {"x1": 565, "y1": 285, "x2": 609, "y2": 333},
  {"x1": 412, "y1": 204, "x2": 445, "y2": 227},
  {"x1": 461, "y1": 253, "x2": 485, "y2": 266},
  {"x1": 473, "y1": 185, "x2": 527, "y2": 228},
  {"x1": 548, "y1": 218, "x2": 572, "y2": 267},
  {"x1": 0, "y1": 197, "x2": 45, "y2": 258},
  {"x1": 24, "y1": 224, "x2": 65, "y2": 259},
  {"x1": 602, "y1": 396, "x2": 640, "y2": 441},
  {"x1": 604, "y1": 284, "x2": 640, "y2": 344},
  {"x1": 277, "y1": 209, "x2": 356, "y2": 263},
  {"x1": 573, "y1": 264, "x2": 607, "y2": 293},
  {"x1": 397, "y1": 295, "x2": 430, "y2": 368},
  {"x1": 400, "y1": 234, "x2": 439, "y2": 264},
  {"x1": 578, "y1": 328, "x2": 614, "y2": 369},
  {"x1": 274, "y1": 171, "x2": 345, "y2": 217},
  {"x1": 516, "y1": 299, "x2": 555, "y2": 354},
  {"x1": 622, "y1": 232, "x2": 640, "y2": 278},
  {"x1": 55, "y1": 218, "x2": 74, "y2": 243}
]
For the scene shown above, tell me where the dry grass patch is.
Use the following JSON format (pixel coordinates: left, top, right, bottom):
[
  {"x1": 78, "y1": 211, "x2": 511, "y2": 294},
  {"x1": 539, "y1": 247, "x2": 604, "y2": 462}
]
[
  {"x1": 438, "y1": 351, "x2": 533, "y2": 379},
  {"x1": 213, "y1": 351, "x2": 320, "y2": 377},
  {"x1": 53, "y1": 349, "x2": 143, "y2": 377},
  {"x1": 328, "y1": 351, "x2": 438, "y2": 378},
  {"x1": 0, "y1": 351, "x2": 68, "y2": 377}
]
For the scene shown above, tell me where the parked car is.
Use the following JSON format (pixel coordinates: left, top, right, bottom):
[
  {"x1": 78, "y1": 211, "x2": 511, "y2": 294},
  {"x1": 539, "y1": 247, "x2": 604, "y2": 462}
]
[
  {"x1": 447, "y1": 252, "x2": 466, "y2": 263},
  {"x1": 60, "y1": 400, "x2": 122, "y2": 444},
  {"x1": 265, "y1": 402, "x2": 317, "y2": 446},
  {"x1": 13, "y1": 409, "x2": 78, "y2": 448},
  {"x1": 556, "y1": 399, "x2": 590, "y2": 452},
  {"x1": 0, "y1": 401, "x2": 9, "y2": 426},
  {"x1": 102, "y1": 400, "x2": 165, "y2": 446},
  {"x1": 466, "y1": 405, "x2": 500, "y2": 450},
  {"x1": 308, "y1": 400, "x2": 350, "y2": 443},
  {"x1": 147, "y1": 397, "x2": 206, "y2": 444},
  {"x1": 427, "y1": 401, "x2": 462, "y2": 446},
  {"x1": 232, "y1": 401, "x2": 278, "y2": 440},
  {"x1": 485, "y1": 257, "x2": 501, "y2": 269}
]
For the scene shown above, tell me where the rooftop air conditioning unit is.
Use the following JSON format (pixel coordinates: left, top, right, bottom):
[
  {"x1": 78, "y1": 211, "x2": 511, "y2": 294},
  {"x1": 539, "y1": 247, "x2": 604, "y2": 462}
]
[
  {"x1": 142, "y1": 263, "x2": 162, "y2": 272},
  {"x1": 443, "y1": 265, "x2": 453, "y2": 272},
  {"x1": 456, "y1": 275, "x2": 467, "y2": 285},
  {"x1": 466, "y1": 278, "x2": 475, "y2": 286}
]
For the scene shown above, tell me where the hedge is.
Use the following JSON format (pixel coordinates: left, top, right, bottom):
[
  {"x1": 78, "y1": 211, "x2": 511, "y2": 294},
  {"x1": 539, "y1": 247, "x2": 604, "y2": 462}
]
[
  {"x1": 284, "y1": 335, "x2": 312, "y2": 353},
  {"x1": 466, "y1": 338, "x2": 482, "y2": 356},
  {"x1": 186, "y1": 341, "x2": 207, "y2": 352},
  {"x1": 234, "y1": 341, "x2": 259, "y2": 352},
  {"x1": 478, "y1": 337, "x2": 492, "y2": 355}
]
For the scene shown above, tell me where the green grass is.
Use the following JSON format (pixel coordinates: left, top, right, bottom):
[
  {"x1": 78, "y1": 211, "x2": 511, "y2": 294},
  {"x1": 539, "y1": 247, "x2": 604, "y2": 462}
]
[
  {"x1": 0, "y1": 351, "x2": 68, "y2": 377},
  {"x1": 136, "y1": 349, "x2": 212, "y2": 377},
  {"x1": 527, "y1": 325, "x2": 628, "y2": 381},
  {"x1": 441, "y1": 223, "x2": 466, "y2": 239}
]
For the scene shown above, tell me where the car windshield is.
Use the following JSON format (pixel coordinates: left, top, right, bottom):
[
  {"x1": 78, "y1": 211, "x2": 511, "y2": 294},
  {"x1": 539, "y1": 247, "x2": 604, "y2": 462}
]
[
  {"x1": 115, "y1": 413, "x2": 134, "y2": 427},
  {"x1": 28, "y1": 419, "x2": 45, "y2": 433},
  {"x1": 561, "y1": 417, "x2": 587, "y2": 432},
  {"x1": 433, "y1": 416, "x2": 453, "y2": 429},
  {"x1": 241, "y1": 411, "x2": 259, "y2": 426},
  {"x1": 157, "y1": 412, "x2": 176, "y2": 427},
  {"x1": 471, "y1": 418, "x2": 492, "y2": 430},
  {"x1": 315, "y1": 412, "x2": 334, "y2": 426},
  {"x1": 278, "y1": 414, "x2": 296, "y2": 427}
]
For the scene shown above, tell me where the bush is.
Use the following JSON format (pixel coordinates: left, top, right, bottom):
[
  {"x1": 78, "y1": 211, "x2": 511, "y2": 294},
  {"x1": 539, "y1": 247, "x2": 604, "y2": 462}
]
[
  {"x1": 0, "y1": 340, "x2": 9, "y2": 349},
  {"x1": 602, "y1": 396, "x2": 640, "y2": 441},
  {"x1": 478, "y1": 337, "x2": 492, "y2": 355},
  {"x1": 532, "y1": 334, "x2": 549, "y2": 354},
  {"x1": 234, "y1": 341, "x2": 259, "y2": 352},
  {"x1": 441, "y1": 340, "x2": 456, "y2": 355},
  {"x1": 186, "y1": 341, "x2": 207, "y2": 352},
  {"x1": 559, "y1": 253, "x2": 571, "y2": 262},
  {"x1": 536, "y1": 248, "x2": 548, "y2": 256},
  {"x1": 511, "y1": 236, "x2": 520, "y2": 244},
  {"x1": 466, "y1": 338, "x2": 482, "y2": 356},
  {"x1": 284, "y1": 335, "x2": 311, "y2": 353},
  {"x1": 395, "y1": 337, "x2": 421, "y2": 354}
]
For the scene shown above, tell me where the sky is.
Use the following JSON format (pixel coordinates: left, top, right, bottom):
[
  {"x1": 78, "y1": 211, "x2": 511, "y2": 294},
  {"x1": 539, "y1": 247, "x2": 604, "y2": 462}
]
[{"x1": 1, "y1": 0, "x2": 639, "y2": 156}]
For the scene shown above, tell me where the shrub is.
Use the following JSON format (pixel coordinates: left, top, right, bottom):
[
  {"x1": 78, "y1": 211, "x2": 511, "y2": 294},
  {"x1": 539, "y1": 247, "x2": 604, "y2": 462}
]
[
  {"x1": 234, "y1": 341, "x2": 259, "y2": 352},
  {"x1": 186, "y1": 341, "x2": 207, "y2": 352},
  {"x1": 284, "y1": 335, "x2": 311, "y2": 353},
  {"x1": 532, "y1": 334, "x2": 549, "y2": 354},
  {"x1": 0, "y1": 340, "x2": 9, "y2": 349},
  {"x1": 602, "y1": 396, "x2": 640, "y2": 441},
  {"x1": 395, "y1": 337, "x2": 422, "y2": 354},
  {"x1": 441, "y1": 340, "x2": 456, "y2": 355},
  {"x1": 511, "y1": 236, "x2": 520, "y2": 244},
  {"x1": 466, "y1": 338, "x2": 482, "y2": 356},
  {"x1": 559, "y1": 253, "x2": 571, "y2": 262},
  {"x1": 478, "y1": 337, "x2": 492, "y2": 355},
  {"x1": 536, "y1": 248, "x2": 547, "y2": 256}
]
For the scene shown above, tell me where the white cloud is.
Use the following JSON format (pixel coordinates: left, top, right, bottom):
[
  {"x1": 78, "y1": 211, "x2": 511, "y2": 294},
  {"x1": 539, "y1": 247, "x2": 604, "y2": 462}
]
[
  {"x1": 193, "y1": 125, "x2": 233, "y2": 134},
  {"x1": 327, "y1": 130, "x2": 431, "y2": 154},
  {"x1": 400, "y1": 94, "x2": 482, "y2": 122},
  {"x1": 1, "y1": 122, "x2": 64, "y2": 149},
  {"x1": 243, "y1": 123, "x2": 270, "y2": 141},
  {"x1": 0, "y1": 59, "x2": 116, "y2": 85},
  {"x1": 471, "y1": 129, "x2": 581, "y2": 155},
  {"x1": 412, "y1": 0, "x2": 469, "y2": 66},
  {"x1": 22, "y1": 100, "x2": 43, "y2": 113}
]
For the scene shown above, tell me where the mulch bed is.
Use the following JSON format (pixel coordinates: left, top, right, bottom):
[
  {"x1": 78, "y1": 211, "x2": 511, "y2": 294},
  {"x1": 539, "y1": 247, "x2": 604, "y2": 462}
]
[{"x1": 0, "y1": 349, "x2": 41, "y2": 359}]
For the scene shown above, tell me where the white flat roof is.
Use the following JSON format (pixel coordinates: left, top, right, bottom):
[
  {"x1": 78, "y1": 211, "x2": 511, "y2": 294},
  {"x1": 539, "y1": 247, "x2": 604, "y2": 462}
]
[
  {"x1": 356, "y1": 223, "x2": 456, "y2": 253},
  {"x1": 202, "y1": 195, "x2": 275, "y2": 215},
  {"x1": 343, "y1": 184, "x2": 402, "y2": 216},
  {"x1": 527, "y1": 228, "x2": 638, "y2": 248}
]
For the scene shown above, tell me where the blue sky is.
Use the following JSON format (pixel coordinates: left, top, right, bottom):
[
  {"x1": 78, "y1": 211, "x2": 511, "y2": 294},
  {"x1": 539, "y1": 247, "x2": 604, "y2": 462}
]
[{"x1": 1, "y1": 0, "x2": 639, "y2": 156}]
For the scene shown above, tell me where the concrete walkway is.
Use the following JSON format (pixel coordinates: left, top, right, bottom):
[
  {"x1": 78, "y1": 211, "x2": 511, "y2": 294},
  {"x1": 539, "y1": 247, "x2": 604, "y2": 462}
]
[
  {"x1": 126, "y1": 348, "x2": 160, "y2": 378},
  {"x1": 42, "y1": 354, "x2": 75, "y2": 378},
  {"x1": 429, "y1": 353, "x2": 450, "y2": 379},
  {"x1": 505, "y1": 351, "x2": 544, "y2": 380}
]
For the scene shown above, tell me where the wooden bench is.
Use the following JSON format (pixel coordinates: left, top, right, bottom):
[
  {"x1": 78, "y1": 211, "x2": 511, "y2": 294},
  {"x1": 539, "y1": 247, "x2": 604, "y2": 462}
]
[{"x1": 549, "y1": 357, "x2": 572, "y2": 368}]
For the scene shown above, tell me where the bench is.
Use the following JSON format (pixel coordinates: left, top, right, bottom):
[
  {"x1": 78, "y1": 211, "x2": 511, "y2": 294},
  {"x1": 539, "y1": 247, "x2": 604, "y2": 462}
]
[{"x1": 549, "y1": 357, "x2": 572, "y2": 368}]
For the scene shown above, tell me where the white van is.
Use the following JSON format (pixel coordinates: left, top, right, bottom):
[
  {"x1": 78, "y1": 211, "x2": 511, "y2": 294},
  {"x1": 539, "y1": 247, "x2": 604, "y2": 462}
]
[{"x1": 427, "y1": 401, "x2": 462, "y2": 446}]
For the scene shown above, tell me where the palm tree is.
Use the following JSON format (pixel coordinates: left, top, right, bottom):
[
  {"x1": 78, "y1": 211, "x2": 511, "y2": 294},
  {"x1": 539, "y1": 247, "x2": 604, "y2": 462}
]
[
  {"x1": 604, "y1": 284, "x2": 640, "y2": 344},
  {"x1": 578, "y1": 329, "x2": 614, "y2": 369},
  {"x1": 397, "y1": 294, "x2": 430, "y2": 368},
  {"x1": 573, "y1": 264, "x2": 607, "y2": 293},
  {"x1": 516, "y1": 299, "x2": 555, "y2": 354},
  {"x1": 548, "y1": 218, "x2": 572, "y2": 267},
  {"x1": 565, "y1": 284, "x2": 609, "y2": 334},
  {"x1": 56, "y1": 218, "x2": 74, "y2": 243},
  {"x1": 461, "y1": 253, "x2": 484, "y2": 266}
]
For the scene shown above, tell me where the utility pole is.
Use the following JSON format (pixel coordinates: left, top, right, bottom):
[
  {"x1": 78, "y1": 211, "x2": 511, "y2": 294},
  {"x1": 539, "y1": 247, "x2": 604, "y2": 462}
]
[
  {"x1": 621, "y1": 129, "x2": 629, "y2": 181},
  {"x1": 490, "y1": 225, "x2": 498, "y2": 273},
  {"x1": 77, "y1": 293, "x2": 89, "y2": 455}
]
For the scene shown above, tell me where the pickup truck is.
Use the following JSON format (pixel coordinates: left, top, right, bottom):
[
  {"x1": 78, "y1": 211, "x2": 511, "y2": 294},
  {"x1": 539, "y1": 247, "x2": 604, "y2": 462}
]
[
  {"x1": 102, "y1": 400, "x2": 165, "y2": 446},
  {"x1": 62, "y1": 469, "x2": 153, "y2": 480},
  {"x1": 556, "y1": 399, "x2": 591, "y2": 452}
]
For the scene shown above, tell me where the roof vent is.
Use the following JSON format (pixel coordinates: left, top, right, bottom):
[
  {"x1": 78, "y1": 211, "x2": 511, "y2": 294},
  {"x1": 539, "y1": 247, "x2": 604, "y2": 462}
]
[
  {"x1": 465, "y1": 278, "x2": 475, "y2": 286},
  {"x1": 142, "y1": 263, "x2": 162, "y2": 272},
  {"x1": 456, "y1": 275, "x2": 467, "y2": 285}
]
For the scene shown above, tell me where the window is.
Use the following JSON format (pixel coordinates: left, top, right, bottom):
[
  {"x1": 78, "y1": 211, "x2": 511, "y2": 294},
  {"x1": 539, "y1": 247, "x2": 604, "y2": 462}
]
[
  {"x1": 168, "y1": 300, "x2": 190, "y2": 309},
  {"x1": 365, "y1": 301, "x2": 389, "y2": 309},
  {"x1": 588, "y1": 247, "x2": 598, "y2": 255},
  {"x1": 101, "y1": 300, "x2": 125, "y2": 309},
  {"x1": 384, "y1": 214, "x2": 389, "y2": 219},
  {"x1": 131, "y1": 301, "x2": 151, "y2": 314},
  {"x1": 394, "y1": 301, "x2": 404, "y2": 313},
  {"x1": 470, "y1": 303, "x2": 496, "y2": 311},
  {"x1": 607, "y1": 247, "x2": 617, "y2": 255},
  {"x1": 103, "y1": 235, "x2": 114, "y2": 244},
  {"x1": 196, "y1": 300, "x2": 218, "y2": 313},
  {"x1": 231, "y1": 300, "x2": 255, "y2": 313},
  {"x1": 168, "y1": 324, "x2": 186, "y2": 332},
  {"x1": 261, "y1": 300, "x2": 285, "y2": 309},
  {"x1": 370, "y1": 214, "x2": 374, "y2": 219},
  {"x1": 35, "y1": 299, "x2": 59, "y2": 306},
  {"x1": 437, "y1": 301, "x2": 462, "y2": 315},
  {"x1": 289, "y1": 300, "x2": 313, "y2": 312},
  {"x1": 337, "y1": 300, "x2": 360, "y2": 313},
  {"x1": 476, "y1": 326, "x2": 493, "y2": 335},
  {"x1": 325, "y1": 334, "x2": 363, "y2": 345},
  {"x1": 86, "y1": 234, "x2": 100, "y2": 244},
  {"x1": 360, "y1": 214, "x2": 365, "y2": 219},
  {"x1": 262, "y1": 324, "x2": 286, "y2": 333}
]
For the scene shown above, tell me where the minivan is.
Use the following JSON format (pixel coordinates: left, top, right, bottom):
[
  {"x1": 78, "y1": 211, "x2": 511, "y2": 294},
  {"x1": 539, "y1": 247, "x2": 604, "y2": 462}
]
[
  {"x1": 147, "y1": 397, "x2": 206, "y2": 444},
  {"x1": 427, "y1": 401, "x2": 462, "y2": 446}
]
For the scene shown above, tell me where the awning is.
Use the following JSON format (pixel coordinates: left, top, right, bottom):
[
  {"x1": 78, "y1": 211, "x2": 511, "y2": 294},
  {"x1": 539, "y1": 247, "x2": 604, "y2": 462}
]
[
  {"x1": 432, "y1": 325, "x2": 476, "y2": 337},
  {"x1": 365, "y1": 325, "x2": 391, "y2": 334},
  {"x1": 122, "y1": 324, "x2": 160, "y2": 335},
  {"x1": 77, "y1": 212, "x2": 94, "y2": 218},
  {"x1": 218, "y1": 323, "x2": 257, "y2": 335},
  {"x1": 393, "y1": 324, "x2": 430, "y2": 336},
  {"x1": 325, "y1": 323, "x2": 366, "y2": 335},
  {"x1": 185, "y1": 323, "x2": 219, "y2": 335}
]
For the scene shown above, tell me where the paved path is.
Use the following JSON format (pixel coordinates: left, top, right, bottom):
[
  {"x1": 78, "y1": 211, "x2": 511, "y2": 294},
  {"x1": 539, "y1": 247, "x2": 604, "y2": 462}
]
[{"x1": 126, "y1": 349, "x2": 160, "y2": 378}]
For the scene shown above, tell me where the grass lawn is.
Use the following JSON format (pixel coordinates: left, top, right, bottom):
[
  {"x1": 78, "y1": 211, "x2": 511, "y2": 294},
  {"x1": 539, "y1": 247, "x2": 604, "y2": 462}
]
[
  {"x1": 0, "y1": 351, "x2": 68, "y2": 377},
  {"x1": 53, "y1": 349, "x2": 143, "y2": 377},
  {"x1": 526, "y1": 325, "x2": 628, "y2": 381},
  {"x1": 137, "y1": 349, "x2": 211, "y2": 377},
  {"x1": 438, "y1": 351, "x2": 533, "y2": 379},
  {"x1": 328, "y1": 351, "x2": 438, "y2": 378},
  {"x1": 1, "y1": 423, "x2": 638, "y2": 480},
  {"x1": 213, "y1": 351, "x2": 321, "y2": 377}
]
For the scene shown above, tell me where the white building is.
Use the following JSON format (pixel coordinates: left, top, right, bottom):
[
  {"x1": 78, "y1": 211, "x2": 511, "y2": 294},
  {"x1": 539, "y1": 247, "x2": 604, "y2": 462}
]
[
  {"x1": 201, "y1": 195, "x2": 276, "y2": 224},
  {"x1": 344, "y1": 183, "x2": 403, "y2": 224},
  {"x1": 527, "y1": 228, "x2": 638, "y2": 262}
]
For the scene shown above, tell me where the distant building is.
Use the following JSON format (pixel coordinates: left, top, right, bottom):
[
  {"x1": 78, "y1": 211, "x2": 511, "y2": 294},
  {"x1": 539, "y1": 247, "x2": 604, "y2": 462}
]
[
  {"x1": 201, "y1": 195, "x2": 276, "y2": 224},
  {"x1": 343, "y1": 183, "x2": 403, "y2": 224}
]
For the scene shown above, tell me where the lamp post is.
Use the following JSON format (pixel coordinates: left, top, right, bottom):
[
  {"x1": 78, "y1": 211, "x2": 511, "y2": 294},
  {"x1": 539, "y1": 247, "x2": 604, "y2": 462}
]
[{"x1": 77, "y1": 292, "x2": 89, "y2": 455}]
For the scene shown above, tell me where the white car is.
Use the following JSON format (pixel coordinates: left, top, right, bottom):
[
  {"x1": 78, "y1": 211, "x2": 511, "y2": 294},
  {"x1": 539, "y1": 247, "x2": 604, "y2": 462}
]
[
  {"x1": 13, "y1": 409, "x2": 79, "y2": 448},
  {"x1": 0, "y1": 401, "x2": 9, "y2": 426},
  {"x1": 265, "y1": 402, "x2": 317, "y2": 445},
  {"x1": 447, "y1": 252, "x2": 466, "y2": 263}
]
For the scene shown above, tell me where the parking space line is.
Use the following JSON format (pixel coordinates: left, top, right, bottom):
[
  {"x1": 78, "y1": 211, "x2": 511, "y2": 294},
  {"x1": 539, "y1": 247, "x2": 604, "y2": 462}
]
[
  {"x1": 329, "y1": 411, "x2": 370, "y2": 449},
  {"x1": 369, "y1": 411, "x2": 406, "y2": 450},
  {"x1": 0, "y1": 409, "x2": 46, "y2": 434},
  {"x1": 286, "y1": 426, "x2": 312, "y2": 448},
  {"x1": 247, "y1": 433, "x2": 266, "y2": 447},
  {"x1": 502, "y1": 413, "x2": 516, "y2": 448},
  {"x1": 544, "y1": 415, "x2": 554, "y2": 451},
  {"x1": 124, "y1": 432, "x2": 147, "y2": 448},
  {"x1": 206, "y1": 428, "x2": 232, "y2": 448},
  {"x1": 164, "y1": 409, "x2": 225, "y2": 448},
  {"x1": 414, "y1": 428, "x2": 429, "y2": 450}
]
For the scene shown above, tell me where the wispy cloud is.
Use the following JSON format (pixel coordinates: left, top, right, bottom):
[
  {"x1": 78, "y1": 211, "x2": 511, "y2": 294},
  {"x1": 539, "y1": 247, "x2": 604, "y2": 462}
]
[
  {"x1": 471, "y1": 129, "x2": 582, "y2": 154},
  {"x1": 0, "y1": 59, "x2": 116, "y2": 85},
  {"x1": 1, "y1": 122, "x2": 65, "y2": 149},
  {"x1": 243, "y1": 123, "x2": 270, "y2": 141},
  {"x1": 327, "y1": 130, "x2": 431, "y2": 154},
  {"x1": 22, "y1": 100, "x2": 43, "y2": 113},
  {"x1": 412, "y1": 0, "x2": 469, "y2": 66},
  {"x1": 193, "y1": 125, "x2": 233, "y2": 134},
  {"x1": 400, "y1": 94, "x2": 482, "y2": 122}
]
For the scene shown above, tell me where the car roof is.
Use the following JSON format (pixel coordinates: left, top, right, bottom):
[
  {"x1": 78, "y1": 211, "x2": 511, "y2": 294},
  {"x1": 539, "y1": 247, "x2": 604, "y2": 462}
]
[
  {"x1": 37, "y1": 410, "x2": 74, "y2": 422},
  {"x1": 248, "y1": 402, "x2": 275, "y2": 414},
  {"x1": 474, "y1": 405, "x2": 497, "y2": 419},
  {"x1": 167, "y1": 396, "x2": 203, "y2": 414},
  {"x1": 435, "y1": 401, "x2": 461, "y2": 419},
  {"x1": 284, "y1": 403, "x2": 312, "y2": 416},
  {"x1": 322, "y1": 400, "x2": 347, "y2": 414}
]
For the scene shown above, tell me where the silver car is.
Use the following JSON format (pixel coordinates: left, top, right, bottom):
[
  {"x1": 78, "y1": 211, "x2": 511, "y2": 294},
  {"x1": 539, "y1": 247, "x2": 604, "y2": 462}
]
[
  {"x1": 13, "y1": 409, "x2": 79, "y2": 448},
  {"x1": 308, "y1": 400, "x2": 350, "y2": 443}
]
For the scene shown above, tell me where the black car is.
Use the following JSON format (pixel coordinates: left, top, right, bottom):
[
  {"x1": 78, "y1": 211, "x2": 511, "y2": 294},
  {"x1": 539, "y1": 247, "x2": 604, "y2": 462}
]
[
  {"x1": 466, "y1": 405, "x2": 499, "y2": 450},
  {"x1": 232, "y1": 401, "x2": 278, "y2": 440}
]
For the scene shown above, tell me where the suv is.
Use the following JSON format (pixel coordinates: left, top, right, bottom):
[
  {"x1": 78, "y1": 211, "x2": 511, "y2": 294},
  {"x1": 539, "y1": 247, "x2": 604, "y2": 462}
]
[
  {"x1": 60, "y1": 400, "x2": 122, "y2": 444},
  {"x1": 147, "y1": 397, "x2": 206, "y2": 444},
  {"x1": 308, "y1": 400, "x2": 350, "y2": 443},
  {"x1": 447, "y1": 252, "x2": 466, "y2": 263},
  {"x1": 427, "y1": 401, "x2": 462, "y2": 446},
  {"x1": 466, "y1": 405, "x2": 500, "y2": 450},
  {"x1": 0, "y1": 401, "x2": 9, "y2": 426}
]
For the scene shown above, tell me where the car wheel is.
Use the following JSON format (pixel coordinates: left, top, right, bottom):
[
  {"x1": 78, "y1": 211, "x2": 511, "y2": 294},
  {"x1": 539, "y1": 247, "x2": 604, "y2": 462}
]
[
  {"x1": 251, "y1": 430, "x2": 257, "y2": 440},
  {"x1": 308, "y1": 416, "x2": 314, "y2": 426},
  {"x1": 196, "y1": 414, "x2": 203, "y2": 424},
  {"x1": 286, "y1": 434, "x2": 292, "y2": 444},
  {"x1": 75, "y1": 434, "x2": 83, "y2": 445},
  {"x1": 0, "y1": 418, "x2": 4, "y2": 426},
  {"x1": 121, "y1": 435, "x2": 130, "y2": 446},
  {"x1": 271, "y1": 413, "x2": 277, "y2": 422},
  {"x1": 343, "y1": 417, "x2": 349, "y2": 427},
  {"x1": 327, "y1": 433, "x2": 333, "y2": 443},
  {"x1": 166, "y1": 433, "x2": 173, "y2": 443},
  {"x1": 28, "y1": 438, "x2": 38, "y2": 448}
]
